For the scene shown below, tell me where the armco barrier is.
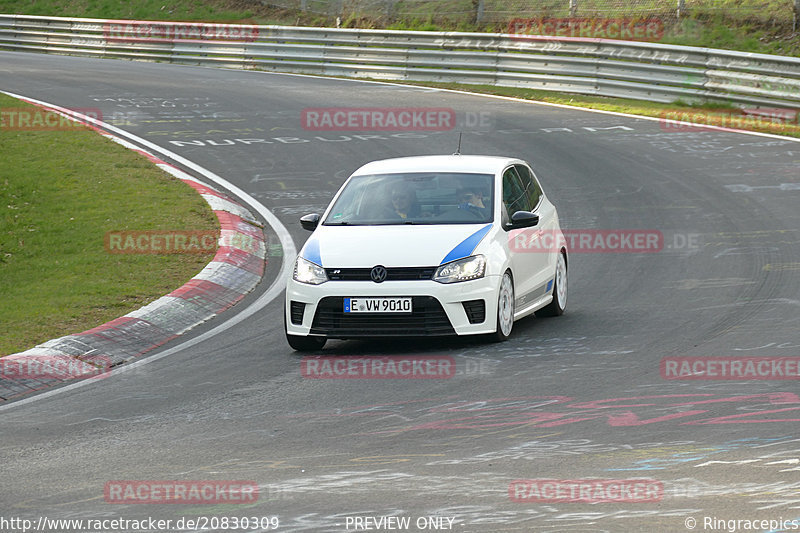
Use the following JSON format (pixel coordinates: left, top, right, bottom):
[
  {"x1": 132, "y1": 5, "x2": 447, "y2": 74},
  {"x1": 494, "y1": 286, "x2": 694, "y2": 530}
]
[{"x1": 1, "y1": 14, "x2": 799, "y2": 108}]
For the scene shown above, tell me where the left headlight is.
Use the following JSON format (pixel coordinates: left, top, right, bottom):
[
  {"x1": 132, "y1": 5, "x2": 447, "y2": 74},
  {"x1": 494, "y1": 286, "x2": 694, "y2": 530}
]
[
  {"x1": 433, "y1": 255, "x2": 486, "y2": 284},
  {"x1": 293, "y1": 256, "x2": 328, "y2": 285}
]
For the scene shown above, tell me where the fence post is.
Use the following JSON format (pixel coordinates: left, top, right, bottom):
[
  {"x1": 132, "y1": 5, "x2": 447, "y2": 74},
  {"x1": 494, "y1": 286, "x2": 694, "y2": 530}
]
[
  {"x1": 677, "y1": 0, "x2": 685, "y2": 19},
  {"x1": 300, "y1": 0, "x2": 307, "y2": 10},
  {"x1": 795, "y1": 0, "x2": 799, "y2": 32},
  {"x1": 474, "y1": 0, "x2": 485, "y2": 24},
  {"x1": 328, "y1": 0, "x2": 343, "y2": 17},
  {"x1": 570, "y1": 0, "x2": 577, "y2": 17}
]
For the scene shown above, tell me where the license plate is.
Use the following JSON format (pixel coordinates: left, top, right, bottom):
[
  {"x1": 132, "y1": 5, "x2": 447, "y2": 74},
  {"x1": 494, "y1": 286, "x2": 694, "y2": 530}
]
[{"x1": 344, "y1": 297, "x2": 412, "y2": 313}]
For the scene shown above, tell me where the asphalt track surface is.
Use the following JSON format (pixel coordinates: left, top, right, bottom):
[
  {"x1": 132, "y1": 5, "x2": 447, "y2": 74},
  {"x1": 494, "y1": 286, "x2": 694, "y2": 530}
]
[{"x1": 1, "y1": 51, "x2": 799, "y2": 532}]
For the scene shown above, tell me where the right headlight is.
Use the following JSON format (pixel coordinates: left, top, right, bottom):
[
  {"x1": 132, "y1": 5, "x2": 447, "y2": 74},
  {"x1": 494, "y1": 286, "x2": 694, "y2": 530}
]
[
  {"x1": 433, "y1": 255, "x2": 486, "y2": 284},
  {"x1": 293, "y1": 256, "x2": 328, "y2": 285}
]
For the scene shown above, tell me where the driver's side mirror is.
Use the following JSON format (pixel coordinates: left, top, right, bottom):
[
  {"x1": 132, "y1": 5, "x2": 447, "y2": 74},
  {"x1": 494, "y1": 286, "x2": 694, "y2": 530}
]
[
  {"x1": 300, "y1": 213, "x2": 320, "y2": 231},
  {"x1": 509, "y1": 210, "x2": 539, "y2": 229}
]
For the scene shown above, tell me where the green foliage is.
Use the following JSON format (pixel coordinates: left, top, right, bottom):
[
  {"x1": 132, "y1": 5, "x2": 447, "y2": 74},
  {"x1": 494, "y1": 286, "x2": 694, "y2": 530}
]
[
  {"x1": 0, "y1": 94, "x2": 217, "y2": 355},
  {"x1": 2, "y1": 0, "x2": 797, "y2": 55}
]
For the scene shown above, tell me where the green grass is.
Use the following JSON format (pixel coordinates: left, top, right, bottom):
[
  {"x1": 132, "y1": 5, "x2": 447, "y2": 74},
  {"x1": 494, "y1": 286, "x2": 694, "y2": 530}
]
[
  {"x1": 0, "y1": 1, "x2": 797, "y2": 355},
  {"x1": 0, "y1": 94, "x2": 218, "y2": 355},
  {"x1": 355, "y1": 79, "x2": 800, "y2": 138},
  {"x1": 2, "y1": 0, "x2": 798, "y2": 56},
  {"x1": 0, "y1": 0, "x2": 255, "y2": 22}
]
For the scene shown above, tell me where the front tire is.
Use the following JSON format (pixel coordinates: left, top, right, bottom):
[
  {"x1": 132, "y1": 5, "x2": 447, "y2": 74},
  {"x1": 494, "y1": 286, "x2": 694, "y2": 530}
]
[
  {"x1": 537, "y1": 251, "x2": 567, "y2": 317},
  {"x1": 491, "y1": 270, "x2": 515, "y2": 342}
]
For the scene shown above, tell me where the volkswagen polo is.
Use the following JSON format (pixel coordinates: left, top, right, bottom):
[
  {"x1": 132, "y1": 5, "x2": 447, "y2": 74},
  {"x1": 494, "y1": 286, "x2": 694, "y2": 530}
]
[{"x1": 284, "y1": 155, "x2": 567, "y2": 351}]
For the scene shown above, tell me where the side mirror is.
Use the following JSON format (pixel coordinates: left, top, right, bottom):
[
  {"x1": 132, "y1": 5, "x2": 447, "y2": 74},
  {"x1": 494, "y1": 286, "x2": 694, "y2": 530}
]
[
  {"x1": 510, "y1": 211, "x2": 539, "y2": 229},
  {"x1": 300, "y1": 213, "x2": 320, "y2": 231}
]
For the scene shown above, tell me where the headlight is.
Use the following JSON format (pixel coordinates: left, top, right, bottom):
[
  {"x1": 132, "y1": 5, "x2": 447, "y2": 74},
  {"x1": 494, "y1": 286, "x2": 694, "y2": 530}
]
[
  {"x1": 433, "y1": 255, "x2": 486, "y2": 284},
  {"x1": 293, "y1": 256, "x2": 328, "y2": 285}
]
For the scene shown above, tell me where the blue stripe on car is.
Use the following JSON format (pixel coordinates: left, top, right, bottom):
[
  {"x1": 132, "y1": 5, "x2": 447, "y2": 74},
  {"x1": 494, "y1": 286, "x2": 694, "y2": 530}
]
[
  {"x1": 440, "y1": 224, "x2": 492, "y2": 265},
  {"x1": 302, "y1": 238, "x2": 322, "y2": 266},
  {"x1": 546, "y1": 279, "x2": 553, "y2": 293}
]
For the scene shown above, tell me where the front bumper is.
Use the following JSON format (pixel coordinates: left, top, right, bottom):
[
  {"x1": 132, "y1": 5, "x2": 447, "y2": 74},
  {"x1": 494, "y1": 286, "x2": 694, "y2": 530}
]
[{"x1": 285, "y1": 276, "x2": 500, "y2": 338}]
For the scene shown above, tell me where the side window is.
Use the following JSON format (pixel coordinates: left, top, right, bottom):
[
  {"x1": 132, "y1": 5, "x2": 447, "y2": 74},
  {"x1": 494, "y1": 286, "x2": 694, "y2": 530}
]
[
  {"x1": 515, "y1": 164, "x2": 542, "y2": 210},
  {"x1": 502, "y1": 167, "x2": 530, "y2": 220}
]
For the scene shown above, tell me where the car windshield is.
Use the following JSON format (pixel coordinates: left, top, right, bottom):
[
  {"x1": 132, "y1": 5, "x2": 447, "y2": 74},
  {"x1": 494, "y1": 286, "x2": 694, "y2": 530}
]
[{"x1": 323, "y1": 172, "x2": 494, "y2": 225}]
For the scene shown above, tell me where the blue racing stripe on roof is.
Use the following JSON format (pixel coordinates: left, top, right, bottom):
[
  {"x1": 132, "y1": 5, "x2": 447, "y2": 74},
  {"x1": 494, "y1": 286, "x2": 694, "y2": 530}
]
[
  {"x1": 302, "y1": 238, "x2": 322, "y2": 266},
  {"x1": 440, "y1": 224, "x2": 492, "y2": 265}
]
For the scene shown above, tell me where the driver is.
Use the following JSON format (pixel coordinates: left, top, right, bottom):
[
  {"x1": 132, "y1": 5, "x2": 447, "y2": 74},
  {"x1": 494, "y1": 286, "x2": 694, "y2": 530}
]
[
  {"x1": 387, "y1": 181, "x2": 419, "y2": 221},
  {"x1": 457, "y1": 186, "x2": 489, "y2": 218}
]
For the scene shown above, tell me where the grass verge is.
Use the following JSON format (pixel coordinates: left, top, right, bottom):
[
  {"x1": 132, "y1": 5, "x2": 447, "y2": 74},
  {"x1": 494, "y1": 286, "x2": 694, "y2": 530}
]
[
  {"x1": 0, "y1": 93, "x2": 218, "y2": 355},
  {"x1": 1, "y1": 0, "x2": 798, "y2": 56},
  {"x1": 361, "y1": 79, "x2": 800, "y2": 138}
]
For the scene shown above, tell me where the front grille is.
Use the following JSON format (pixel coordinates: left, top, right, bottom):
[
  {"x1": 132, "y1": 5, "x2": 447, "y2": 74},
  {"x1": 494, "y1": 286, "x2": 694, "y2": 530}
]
[
  {"x1": 290, "y1": 301, "x2": 306, "y2": 325},
  {"x1": 462, "y1": 299, "x2": 486, "y2": 324},
  {"x1": 325, "y1": 267, "x2": 436, "y2": 281},
  {"x1": 310, "y1": 296, "x2": 455, "y2": 337}
]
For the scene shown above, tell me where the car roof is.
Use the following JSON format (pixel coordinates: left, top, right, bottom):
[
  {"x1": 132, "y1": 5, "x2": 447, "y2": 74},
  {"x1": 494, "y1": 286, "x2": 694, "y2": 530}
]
[{"x1": 351, "y1": 155, "x2": 524, "y2": 176}]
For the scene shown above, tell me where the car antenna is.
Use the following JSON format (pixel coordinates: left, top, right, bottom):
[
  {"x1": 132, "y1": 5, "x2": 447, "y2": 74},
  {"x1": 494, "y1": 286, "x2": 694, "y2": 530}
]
[{"x1": 453, "y1": 131, "x2": 463, "y2": 155}]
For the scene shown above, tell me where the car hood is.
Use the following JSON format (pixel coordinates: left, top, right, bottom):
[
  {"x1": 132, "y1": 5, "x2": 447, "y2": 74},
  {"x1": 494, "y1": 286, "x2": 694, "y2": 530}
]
[{"x1": 300, "y1": 223, "x2": 492, "y2": 268}]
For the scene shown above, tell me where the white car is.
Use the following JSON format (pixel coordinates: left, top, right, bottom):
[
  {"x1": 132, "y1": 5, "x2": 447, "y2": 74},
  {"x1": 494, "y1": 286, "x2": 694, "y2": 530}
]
[{"x1": 284, "y1": 155, "x2": 567, "y2": 351}]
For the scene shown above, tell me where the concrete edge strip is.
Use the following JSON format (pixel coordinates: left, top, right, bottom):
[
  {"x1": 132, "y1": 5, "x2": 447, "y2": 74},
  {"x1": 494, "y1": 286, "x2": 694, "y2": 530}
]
[{"x1": 0, "y1": 91, "x2": 296, "y2": 405}]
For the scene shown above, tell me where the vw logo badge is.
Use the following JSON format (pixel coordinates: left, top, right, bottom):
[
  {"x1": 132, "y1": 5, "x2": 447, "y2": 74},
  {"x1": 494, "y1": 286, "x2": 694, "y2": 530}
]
[{"x1": 370, "y1": 265, "x2": 388, "y2": 283}]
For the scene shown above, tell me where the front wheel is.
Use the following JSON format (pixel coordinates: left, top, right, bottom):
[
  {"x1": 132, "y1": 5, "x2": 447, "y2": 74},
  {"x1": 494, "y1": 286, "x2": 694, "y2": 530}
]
[
  {"x1": 490, "y1": 270, "x2": 515, "y2": 342},
  {"x1": 537, "y1": 251, "x2": 567, "y2": 317}
]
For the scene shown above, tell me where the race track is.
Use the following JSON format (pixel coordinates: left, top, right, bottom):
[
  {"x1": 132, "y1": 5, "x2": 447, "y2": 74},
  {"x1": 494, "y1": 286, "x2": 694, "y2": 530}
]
[{"x1": 1, "y1": 51, "x2": 799, "y2": 532}]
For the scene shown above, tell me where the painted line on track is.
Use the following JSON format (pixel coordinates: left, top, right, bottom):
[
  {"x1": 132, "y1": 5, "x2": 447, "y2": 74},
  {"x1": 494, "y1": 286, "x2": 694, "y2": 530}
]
[
  {"x1": 229, "y1": 68, "x2": 800, "y2": 143},
  {"x1": 0, "y1": 90, "x2": 296, "y2": 412},
  {"x1": 4, "y1": 61, "x2": 794, "y2": 409}
]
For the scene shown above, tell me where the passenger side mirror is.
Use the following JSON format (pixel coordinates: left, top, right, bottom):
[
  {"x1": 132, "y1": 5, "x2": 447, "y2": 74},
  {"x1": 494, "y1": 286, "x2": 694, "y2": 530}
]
[
  {"x1": 300, "y1": 213, "x2": 320, "y2": 231},
  {"x1": 510, "y1": 211, "x2": 539, "y2": 229}
]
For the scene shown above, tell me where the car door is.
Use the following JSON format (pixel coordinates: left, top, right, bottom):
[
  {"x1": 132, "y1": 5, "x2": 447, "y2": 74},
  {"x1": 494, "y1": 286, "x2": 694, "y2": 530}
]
[
  {"x1": 506, "y1": 164, "x2": 554, "y2": 307},
  {"x1": 502, "y1": 166, "x2": 538, "y2": 305}
]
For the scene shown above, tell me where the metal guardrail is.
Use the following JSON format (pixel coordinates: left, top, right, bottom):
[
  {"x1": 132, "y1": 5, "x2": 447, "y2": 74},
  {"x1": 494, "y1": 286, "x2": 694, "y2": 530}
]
[{"x1": 1, "y1": 14, "x2": 799, "y2": 108}]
